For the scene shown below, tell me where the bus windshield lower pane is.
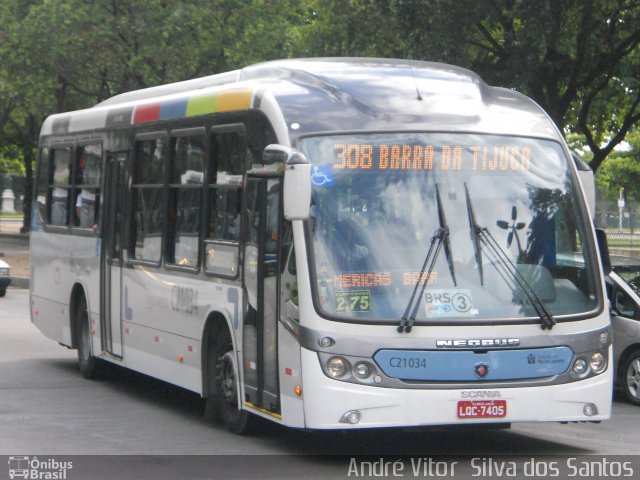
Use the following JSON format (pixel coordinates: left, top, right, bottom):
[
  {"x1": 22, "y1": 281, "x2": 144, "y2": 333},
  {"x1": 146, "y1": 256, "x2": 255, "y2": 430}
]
[{"x1": 298, "y1": 133, "x2": 599, "y2": 323}]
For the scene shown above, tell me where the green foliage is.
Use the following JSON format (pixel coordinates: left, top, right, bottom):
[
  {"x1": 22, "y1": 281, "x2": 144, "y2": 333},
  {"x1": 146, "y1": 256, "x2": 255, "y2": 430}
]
[
  {"x1": 0, "y1": 145, "x2": 25, "y2": 175},
  {"x1": 595, "y1": 127, "x2": 640, "y2": 200},
  {"x1": 289, "y1": 0, "x2": 640, "y2": 173},
  {"x1": 290, "y1": 0, "x2": 408, "y2": 58},
  {"x1": 595, "y1": 151, "x2": 640, "y2": 201},
  {"x1": 2, "y1": 0, "x2": 640, "y2": 200}
]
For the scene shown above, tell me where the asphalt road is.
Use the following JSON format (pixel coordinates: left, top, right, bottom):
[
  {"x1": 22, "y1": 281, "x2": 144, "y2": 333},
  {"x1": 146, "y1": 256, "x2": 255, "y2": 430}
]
[{"x1": 1, "y1": 289, "x2": 639, "y2": 479}]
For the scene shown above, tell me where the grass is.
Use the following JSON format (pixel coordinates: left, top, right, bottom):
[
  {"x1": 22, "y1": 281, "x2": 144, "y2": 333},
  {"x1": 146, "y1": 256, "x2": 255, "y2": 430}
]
[{"x1": 0, "y1": 213, "x2": 22, "y2": 219}]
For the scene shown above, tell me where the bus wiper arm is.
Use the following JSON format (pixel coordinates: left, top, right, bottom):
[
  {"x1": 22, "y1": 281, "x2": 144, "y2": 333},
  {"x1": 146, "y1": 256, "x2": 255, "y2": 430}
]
[
  {"x1": 438, "y1": 185, "x2": 457, "y2": 288},
  {"x1": 463, "y1": 183, "x2": 556, "y2": 330},
  {"x1": 464, "y1": 183, "x2": 484, "y2": 285},
  {"x1": 398, "y1": 185, "x2": 456, "y2": 333}
]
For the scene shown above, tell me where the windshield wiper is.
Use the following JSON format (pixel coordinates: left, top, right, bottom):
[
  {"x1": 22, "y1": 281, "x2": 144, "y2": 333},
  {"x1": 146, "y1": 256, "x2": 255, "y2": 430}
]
[
  {"x1": 398, "y1": 185, "x2": 456, "y2": 333},
  {"x1": 465, "y1": 184, "x2": 484, "y2": 285},
  {"x1": 464, "y1": 183, "x2": 556, "y2": 330}
]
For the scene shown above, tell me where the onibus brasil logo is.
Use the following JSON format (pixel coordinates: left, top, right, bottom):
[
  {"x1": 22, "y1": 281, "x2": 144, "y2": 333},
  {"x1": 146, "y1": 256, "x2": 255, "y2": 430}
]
[{"x1": 8, "y1": 456, "x2": 73, "y2": 479}]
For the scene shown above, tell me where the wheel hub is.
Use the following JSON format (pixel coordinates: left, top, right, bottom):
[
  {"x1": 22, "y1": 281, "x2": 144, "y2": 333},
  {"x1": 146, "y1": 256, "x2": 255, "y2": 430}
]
[
  {"x1": 627, "y1": 358, "x2": 640, "y2": 399},
  {"x1": 218, "y1": 352, "x2": 237, "y2": 405}
]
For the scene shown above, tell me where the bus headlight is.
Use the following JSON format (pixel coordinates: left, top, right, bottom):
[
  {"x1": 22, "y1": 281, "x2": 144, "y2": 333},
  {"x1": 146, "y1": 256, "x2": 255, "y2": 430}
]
[
  {"x1": 573, "y1": 358, "x2": 588, "y2": 376},
  {"x1": 353, "y1": 362, "x2": 372, "y2": 379},
  {"x1": 326, "y1": 356, "x2": 350, "y2": 378},
  {"x1": 319, "y1": 353, "x2": 383, "y2": 385},
  {"x1": 590, "y1": 352, "x2": 606, "y2": 374}
]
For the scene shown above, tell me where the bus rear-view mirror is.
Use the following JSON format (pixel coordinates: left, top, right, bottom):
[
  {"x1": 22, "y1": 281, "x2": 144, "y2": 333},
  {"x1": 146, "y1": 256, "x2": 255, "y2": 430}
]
[{"x1": 264, "y1": 145, "x2": 311, "y2": 221}]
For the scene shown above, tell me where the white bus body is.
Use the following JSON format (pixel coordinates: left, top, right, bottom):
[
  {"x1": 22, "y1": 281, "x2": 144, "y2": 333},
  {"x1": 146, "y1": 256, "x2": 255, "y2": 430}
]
[{"x1": 31, "y1": 59, "x2": 612, "y2": 432}]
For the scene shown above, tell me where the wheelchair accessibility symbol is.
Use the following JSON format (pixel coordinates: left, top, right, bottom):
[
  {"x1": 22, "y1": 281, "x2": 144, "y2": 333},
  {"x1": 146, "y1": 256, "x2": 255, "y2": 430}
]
[{"x1": 311, "y1": 166, "x2": 333, "y2": 186}]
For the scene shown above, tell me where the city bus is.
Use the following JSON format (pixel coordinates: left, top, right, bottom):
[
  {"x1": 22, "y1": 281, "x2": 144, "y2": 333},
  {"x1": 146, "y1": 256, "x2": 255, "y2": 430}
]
[{"x1": 30, "y1": 58, "x2": 612, "y2": 433}]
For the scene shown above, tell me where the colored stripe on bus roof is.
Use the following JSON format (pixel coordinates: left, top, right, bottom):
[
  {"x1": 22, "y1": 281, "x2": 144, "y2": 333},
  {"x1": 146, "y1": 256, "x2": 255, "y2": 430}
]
[
  {"x1": 185, "y1": 92, "x2": 217, "y2": 117},
  {"x1": 186, "y1": 89, "x2": 253, "y2": 117},
  {"x1": 160, "y1": 98, "x2": 188, "y2": 120},
  {"x1": 133, "y1": 103, "x2": 161, "y2": 124},
  {"x1": 132, "y1": 89, "x2": 253, "y2": 125},
  {"x1": 216, "y1": 89, "x2": 253, "y2": 112}
]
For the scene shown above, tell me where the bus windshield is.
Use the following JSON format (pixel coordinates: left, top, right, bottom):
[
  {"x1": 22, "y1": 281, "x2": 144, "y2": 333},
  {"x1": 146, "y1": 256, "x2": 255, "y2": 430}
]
[{"x1": 299, "y1": 133, "x2": 599, "y2": 324}]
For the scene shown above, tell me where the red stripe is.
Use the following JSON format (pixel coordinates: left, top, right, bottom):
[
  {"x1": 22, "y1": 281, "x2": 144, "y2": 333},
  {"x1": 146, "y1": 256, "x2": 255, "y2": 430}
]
[{"x1": 133, "y1": 103, "x2": 161, "y2": 124}]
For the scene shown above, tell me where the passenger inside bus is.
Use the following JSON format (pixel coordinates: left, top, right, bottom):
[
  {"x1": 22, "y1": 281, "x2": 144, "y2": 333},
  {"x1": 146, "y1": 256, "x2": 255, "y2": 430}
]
[{"x1": 74, "y1": 153, "x2": 100, "y2": 232}]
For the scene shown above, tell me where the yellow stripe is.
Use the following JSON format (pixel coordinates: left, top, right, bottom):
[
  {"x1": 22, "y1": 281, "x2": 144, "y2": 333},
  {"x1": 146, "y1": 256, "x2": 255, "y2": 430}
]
[
  {"x1": 244, "y1": 401, "x2": 283, "y2": 420},
  {"x1": 216, "y1": 89, "x2": 253, "y2": 112}
]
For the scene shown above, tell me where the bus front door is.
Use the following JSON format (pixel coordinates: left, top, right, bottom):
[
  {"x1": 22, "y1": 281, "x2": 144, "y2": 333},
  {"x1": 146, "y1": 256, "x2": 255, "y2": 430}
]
[
  {"x1": 242, "y1": 175, "x2": 282, "y2": 415},
  {"x1": 100, "y1": 152, "x2": 127, "y2": 358}
]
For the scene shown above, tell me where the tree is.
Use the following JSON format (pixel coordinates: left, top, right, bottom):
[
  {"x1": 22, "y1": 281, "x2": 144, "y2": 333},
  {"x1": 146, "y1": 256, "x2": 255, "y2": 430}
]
[
  {"x1": 0, "y1": 146, "x2": 25, "y2": 175},
  {"x1": 596, "y1": 127, "x2": 640, "y2": 200},
  {"x1": 0, "y1": 0, "x2": 308, "y2": 231},
  {"x1": 453, "y1": 0, "x2": 640, "y2": 173},
  {"x1": 293, "y1": 0, "x2": 640, "y2": 172}
]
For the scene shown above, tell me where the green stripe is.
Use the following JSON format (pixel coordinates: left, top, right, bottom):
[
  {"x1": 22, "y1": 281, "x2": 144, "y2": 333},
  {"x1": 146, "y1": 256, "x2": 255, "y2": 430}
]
[{"x1": 186, "y1": 93, "x2": 218, "y2": 117}]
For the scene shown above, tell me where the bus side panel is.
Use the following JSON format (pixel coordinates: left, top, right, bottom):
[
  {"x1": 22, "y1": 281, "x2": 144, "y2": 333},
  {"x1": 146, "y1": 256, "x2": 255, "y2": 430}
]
[
  {"x1": 30, "y1": 230, "x2": 101, "y2": 347},
  {"x1": 118, "y1": 267, "x2": 244, "y2": 339},
  {"x1": 117, "y1": 267, "x2": 242, "y2": 394},
  {"x1": 121, "y1": 322, "x2": 202, "y2": 393}
]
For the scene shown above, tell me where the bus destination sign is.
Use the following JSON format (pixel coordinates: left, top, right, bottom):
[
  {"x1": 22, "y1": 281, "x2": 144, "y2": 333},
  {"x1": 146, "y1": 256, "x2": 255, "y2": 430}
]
[{"x1": 333, "y1": 143, "x2": 531, "y2": 172}]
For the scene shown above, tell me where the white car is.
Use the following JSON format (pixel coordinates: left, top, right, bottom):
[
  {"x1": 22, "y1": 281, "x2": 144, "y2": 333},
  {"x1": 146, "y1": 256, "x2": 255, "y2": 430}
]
[
  {"x1": 606, "y1": 257, "x2": 640, "y2": 405},
  {"x1": 0, "y1": 253, "x2": 10, "y2": 297}
]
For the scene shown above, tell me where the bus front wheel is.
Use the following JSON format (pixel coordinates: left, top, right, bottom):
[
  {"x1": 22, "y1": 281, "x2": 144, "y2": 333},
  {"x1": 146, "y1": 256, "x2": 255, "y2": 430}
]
[
  {"x1": 76, "y1": 296, "x2": 100, "y2": 379},
  {"x1": 205, "y1": 328, "x2": 255, "y2": 434}
]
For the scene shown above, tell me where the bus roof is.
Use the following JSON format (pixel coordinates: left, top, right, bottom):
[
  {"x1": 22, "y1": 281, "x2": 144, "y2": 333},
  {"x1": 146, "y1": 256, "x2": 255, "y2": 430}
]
[{"x1": 40, "y1": 58, "x2": 561, "y2": 142}]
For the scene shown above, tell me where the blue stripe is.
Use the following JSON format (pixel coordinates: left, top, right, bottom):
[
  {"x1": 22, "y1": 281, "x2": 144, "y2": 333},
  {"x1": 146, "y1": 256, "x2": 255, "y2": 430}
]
[
  {"x1": 374, "y1": 347, "x2": 573, "y2": 381},
  {"x1": 159, "y1": 98, "x2": 188, "y2": 120}
]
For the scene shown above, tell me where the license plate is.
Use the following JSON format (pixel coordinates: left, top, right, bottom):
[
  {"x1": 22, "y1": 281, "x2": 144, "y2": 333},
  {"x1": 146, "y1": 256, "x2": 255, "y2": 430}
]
[{"x1": 457, "y1": 400, "x2": 507, "y2": 419}]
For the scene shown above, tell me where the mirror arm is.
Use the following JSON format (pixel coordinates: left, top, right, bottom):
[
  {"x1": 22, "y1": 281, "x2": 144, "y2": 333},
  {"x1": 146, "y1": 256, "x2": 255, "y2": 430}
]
[{"x1": 595, "y1": 228, "x2": 611, "y2": 275}]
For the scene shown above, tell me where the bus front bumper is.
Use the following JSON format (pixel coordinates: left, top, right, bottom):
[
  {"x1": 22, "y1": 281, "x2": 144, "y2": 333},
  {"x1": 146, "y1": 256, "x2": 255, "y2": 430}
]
[{"x1": 300, "y1": 348, "x2": 612, "y2": 429}]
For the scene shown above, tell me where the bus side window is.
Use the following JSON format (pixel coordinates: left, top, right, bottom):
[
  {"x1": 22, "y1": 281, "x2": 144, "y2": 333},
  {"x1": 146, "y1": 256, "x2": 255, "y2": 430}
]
[
  {"x1": 167, "y1": 134, "x2": 204, "y2": 268},
  {"x1": 203, "y1": 126, "x2": 248, "y2": 277},
  {"x1": 49, "y1": 148, "x2": 71, "y2": 226},
  {"x1": 131, "y1": 137, "x2": 165, "y2": 264},
  {"x1": 35, "y1": 148, "x2": 51, "y2": 223},
  {"x1": 74, "y1": 144, "x2": 102, "y2": 232}
]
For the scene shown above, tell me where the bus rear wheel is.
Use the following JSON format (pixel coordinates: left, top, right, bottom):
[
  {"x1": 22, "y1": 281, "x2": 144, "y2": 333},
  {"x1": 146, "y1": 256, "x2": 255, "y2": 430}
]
[
  {"x1": 205, "y1": 328, "x2": 256, "y2": 434},
  {"x1": 76, "y1": 296, "x2": 100, "y2": 379}
]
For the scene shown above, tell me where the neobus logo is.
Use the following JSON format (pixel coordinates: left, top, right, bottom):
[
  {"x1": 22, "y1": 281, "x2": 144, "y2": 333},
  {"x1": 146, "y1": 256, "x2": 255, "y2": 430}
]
[{"x1": 436, "y1": 338, "x2": 520, "y2": 348}]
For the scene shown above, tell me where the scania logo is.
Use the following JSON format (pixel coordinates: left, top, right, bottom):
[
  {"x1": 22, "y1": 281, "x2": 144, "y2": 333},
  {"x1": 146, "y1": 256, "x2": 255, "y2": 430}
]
[
  {"x1": 460, "y1": 390, "x2": 501, "y2": 398},
  {"x1": 436, "y1": 338, "x2": 520, "y2": 348},
  {"x1": 475, "y1": 363, "x2": 489, "y2": 378}
]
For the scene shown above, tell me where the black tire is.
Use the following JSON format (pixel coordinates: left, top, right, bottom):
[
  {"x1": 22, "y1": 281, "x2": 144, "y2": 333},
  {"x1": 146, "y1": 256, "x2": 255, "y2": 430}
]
[
  {"x1": 0, "y1": 288, "x2": 6, "y2": 297},
  {"x1": 622, "y1": 350, "x2": 640, "y2": 406},
  {"x1": 204, "y1": 327, "x2": 256, "y2": 434},
  {"x1": 76, "y1": 296, "x2": 101, "y2": 379}
]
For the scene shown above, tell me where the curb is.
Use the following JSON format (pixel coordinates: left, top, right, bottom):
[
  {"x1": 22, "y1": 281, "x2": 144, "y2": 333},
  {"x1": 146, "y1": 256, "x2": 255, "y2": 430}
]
[{"x1": 0, "y1": 232, "x2": 29, "y2": 240}]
